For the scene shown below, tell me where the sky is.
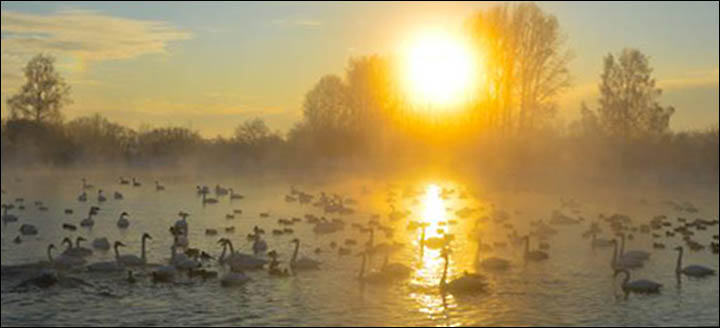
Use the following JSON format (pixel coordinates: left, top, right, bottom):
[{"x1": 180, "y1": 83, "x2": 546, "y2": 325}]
[{"x1": 1, "y1": 1, "x2": 718, "y2": 136}]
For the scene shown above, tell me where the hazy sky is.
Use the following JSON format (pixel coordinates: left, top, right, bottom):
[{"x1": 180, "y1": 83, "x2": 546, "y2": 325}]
[{"x1": 1, "y1": 1, "x2": 718, "y2": 136}]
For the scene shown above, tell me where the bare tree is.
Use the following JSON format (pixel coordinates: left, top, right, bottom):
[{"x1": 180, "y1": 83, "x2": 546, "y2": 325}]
[
  {"x1": 234, "y1": 118, "x2": 274, "y2": 147},
  {"x1": 597, "y1": 48, "x2": 674, "y2": 136},
  {"x1": 7, "y1": 54, "x2": 72, "y2": 124},
  {"x1": 468, "y1": 3, "x2": 571, "y2": 133}
]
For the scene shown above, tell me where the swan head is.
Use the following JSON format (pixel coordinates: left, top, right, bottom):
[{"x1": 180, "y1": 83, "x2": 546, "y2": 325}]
[
  {"x1": 674, "y1": 246, "x2": 683, "y2": 252},
  {"x1": 121, "y1": 212, "x2": 129, "y2": 218},
  {"x1": 290, "y1": 238, "x2": 300, "y2": 244},
  {"x1": 48, "y1": 244, "x2": 56, "y2": 251},
  {"x1": 115, "y1": 241, "x2": 126, "y2": 248},
  {"x1": 62, "y1": 237, "x2": 73, "y2": 246},
  {"x1": 77, "y1": 236, "x2": 87, "y2": 243},
  {"x1": 143, "y1": 233, "x2": 153, "y2": 241}
]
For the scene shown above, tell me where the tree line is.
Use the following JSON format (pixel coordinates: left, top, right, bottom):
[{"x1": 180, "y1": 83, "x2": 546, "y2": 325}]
[{"x1": 1, "y1": 3, "x2": 717, "y2": 184}]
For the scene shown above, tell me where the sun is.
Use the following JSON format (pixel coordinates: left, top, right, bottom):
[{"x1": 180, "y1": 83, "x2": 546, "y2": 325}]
[{"x1": 403, "y1": 30, "x2": 477, "y2": 107}]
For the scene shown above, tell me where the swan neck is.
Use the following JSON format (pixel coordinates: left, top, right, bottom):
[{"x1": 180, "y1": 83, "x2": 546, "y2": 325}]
[
  {"x1": 676, "y1": 249, "x2": 683, "y2": 273},
  {"x1": 219, "y1": 244, "x2": 227, "y2": 264},
  {"x1": 114, "y1": 244, "x2": 121, "y2": 261},
  {"x1": 292, "y1": 241, "x2": 300, "y2": 263},
  {"x1": 619, "y1": 235, "x2": 625, "y2": 256},
  {"x1": 612, "y1": 242, "x2": 618, "y2": 269},
  {"x1": 359, "y1": 253, "x2": 366, "y2": 279},
  {"x1": 441, "y1": 255, "x2": 449, "y2": 286},
  {"x1": 141, "y1": 237, "x2": 147, "y2": 262},
  {"x1": 47, "y1": 246, "x2": 54, "y2": 263}
]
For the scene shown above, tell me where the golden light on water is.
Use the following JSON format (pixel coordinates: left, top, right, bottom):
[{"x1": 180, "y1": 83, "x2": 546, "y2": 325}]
[
  {"x1": 422, "y1": 184, "x2": 447, "y2": 233},
  {"x1": 402, "y1": 29, "x2": 478, "y2": 108}
]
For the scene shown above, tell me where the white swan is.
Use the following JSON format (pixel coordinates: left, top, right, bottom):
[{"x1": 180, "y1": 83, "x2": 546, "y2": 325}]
[
  {"x1": 290, "y1": 238, "x2": 321, "y2": 271},
  {"x1": 117, "y1": 233, "x2": 152, "y2": 267},
  {"x1": 62, "y1": 237, "x2": 93, "y2": 258},
  {"x1": 2, "y1": 204, "x2": 19, "y2": 223},
  {"x1": 92, "y1": 238, "x2": 111, "y2": 251},
  {"x1": 80, "y1": 207, "x2": 99, "y2": 228},
  {"x1": 615, "y1": 269, "x2": 662, "y2": 295},
  {"x1": 675, "y1": 247, "x2": 715, "y2": 278},
  {"x1": 87, "y1": 242, "x2": 125, "y2": 273},
  {"x1": 20, "y1": 224, "x2": 38, "y2": 236},
  {"x1": 221, "y1": 271, "x2": 251, "y2": 287},
  {"x1": 97, "y1": 190, "x2": 107, "y2": 203},
  {"x1": 48, "y1": 244, "x2": 86, "y2": 270},
  {"x1": 170, "y1": 245, "x2": 201, "y2": 270},
  {"x1": 117, "y1": 212, "x2": 130, "y2": 229},
  {"x1": 618, "y1": 233, "x2": 650, "y2": 261},
  {"x1": 611, "y1": 239, "x2": 644, "y2": 270},
  {"x1": 218, "y1": 239, "x2": 267, "y2": 271},
  {"x1": 78, "y1": 192, "x2": 88, "y2": 203},
  {"x1": 358, "y1": 251, "x2": 397, "y2": 284},
  {"x1": 380, "y1": 251, "x2": 412, "y2": 279},
  {"x1": 252, "y1": 234, "x2": 268, "y2": 255},
  {"x1": 174, "y1": 212, "x2": 189, "y2": 236},
  {"x1": 524, "y1": 236, "x2": 549, "y2": 262},
  {"x1": 440, "y1": 249, "x2": 488, "y2": 295}
]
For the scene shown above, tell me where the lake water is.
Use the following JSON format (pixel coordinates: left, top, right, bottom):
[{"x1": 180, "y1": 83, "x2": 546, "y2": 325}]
[{"x1": 1, "y1": 168, "x2": 718, "y2": 327}]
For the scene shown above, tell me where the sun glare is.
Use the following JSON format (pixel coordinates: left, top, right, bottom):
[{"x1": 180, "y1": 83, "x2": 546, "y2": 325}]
[{"x1": 403, "y1": 30, "x2": 477, "y2": 108}]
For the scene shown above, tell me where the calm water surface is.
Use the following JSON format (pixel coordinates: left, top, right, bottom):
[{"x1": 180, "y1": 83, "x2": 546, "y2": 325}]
[{"x1": 1, "y1": 169, "x2": 718, "y2": 327}]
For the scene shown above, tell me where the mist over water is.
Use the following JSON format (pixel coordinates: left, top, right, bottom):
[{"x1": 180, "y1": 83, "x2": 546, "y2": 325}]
[{"x1": 1, "y1": 166, "x2": 717, "y2": 327}]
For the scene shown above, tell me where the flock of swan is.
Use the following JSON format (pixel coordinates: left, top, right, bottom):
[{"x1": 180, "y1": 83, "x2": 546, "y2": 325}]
[{"x1": 1, "y1": 177, "x2": 718, "y2": 302}]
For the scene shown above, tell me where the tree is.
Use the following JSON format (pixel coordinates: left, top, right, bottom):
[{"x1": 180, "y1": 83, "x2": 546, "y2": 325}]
[
  {"x1": 597, "y1": 49, "x2": 674, "y2": 137},
  {"x1": 7, "y1": 54, "x2": 72, "y2": 124},
  {"x1": 65, "y1": 114, "x2": 134, "y2": 161},
  {"x1": 468, "y1": 3, "x2": 572, "y2": 133},
  {"x1": 234, "y1": 118, "x2": 273, "y2": 147}
]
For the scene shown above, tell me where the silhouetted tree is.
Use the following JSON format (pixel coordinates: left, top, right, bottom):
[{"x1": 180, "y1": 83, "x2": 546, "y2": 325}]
[
  {"x1": 468, "y1": 3, "x2": 571, "y2": 133},
  {"x1": 234, "y1": 118, "x2": 273, "y2": 147},
  {"x1": 7, "y1": 54, "x2": 72, "y2": 124},
  {"x1": 597, "y1": 48, "x2": 674, "y2": 137}
]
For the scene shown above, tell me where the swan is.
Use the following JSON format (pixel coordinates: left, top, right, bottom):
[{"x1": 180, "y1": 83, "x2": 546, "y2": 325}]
[
  {"x1": 229, "y1": 189, "x2": 243, "y2": 200},
  {"x1": 674, "y1": 247, "x2": 715, "y2": 278},
  {"x1": 591, "y1": 232, "x2": 614, "y2": 249},
  {"x1": 614, "y1": 269, "x2": 662, "y2": 295},
  {"x1": 252, "y1": 234, "x2": 268, "y2": 255},
  {"x1": 618, "y1": 233, "x2": 650, "y2": 261},
  {"x1": 202, "y1": 193, "x2": 218, "y2": 205},
  {"x1": 380, "y1": 251, "x2": 412, "y2": 279},
  {"x1": 155, "y1": 181, "x2": 165, "y2": 191},
  {"x1": 611, "y1": 239, "x2": 644, "y2": 270},
  {"x1": 82, "y1": 178, "x2": 94, "y2": 190},
  {"x1": 290, "y1": 239, "x2": 321, "y2": 271},
  {"x1": 114, "y1": 191, "x2": 123, "y2": 200},
  {"x1": 174, "y1": 212, "x2": 189, "y2": 236},
  {"x1": 221, "y1": 271, "x2": 251, "y2": 287},
  {"x1": 92, "y1": 238, "x2": 111, "y2": 251},
  {"x1": 78, "y1": 192, "x2": 88, "y2": 203},
  {"x1": 215, "y1": 185, "x2": 229, "y2": 197},
  {"x1": 132, "y1": 178, "x2": 141, "y2": 187},
  {"x1": 117, "y1": 212, "x2": 130, "y2": 229},
  {"x1": 117, "y1": 233, "x2": 152, "y2": 267},
  {"x1": 475, "y1": 244, "x2": 510, "y2": 271},
  {"x1": 119, "y1": 177, "x2": 129, "y2": 185},
  {"x1": 170, "y1": 245, "x2": 201, "y2": 271},
  {"x1": 48, "y1": 244, "x2": 86, "y2": 270},
  {"x1": 87, "y1": 242, "x2": 125, "y2": 273},
  {"x1": 218, "y1": 239, "x2": 267, "y2": 270},
  {"x1": 97, "y1": 190, "x2": 107, "y2": 203},
  {"x1": 20, "y1": 224, "x2": 38, "y2": 236},
  {"x1": 524, "y1": 236, "x2": 549, "y2": 262},
  {"x1": 62, "y1": 237, "x2": 93, "y2": 258},
  {"x1": 2, "y1": 204, "x2": 19, "y2": 223},
  {"x1": 440, "y1": 249, "x2": 488, "y2": 295},
  {"x1": 80, "y1": 207, "x2": 99, "y2": 228},
  {"x1": 358, "y1": 251, "x2": 398, "y2": 284}
]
